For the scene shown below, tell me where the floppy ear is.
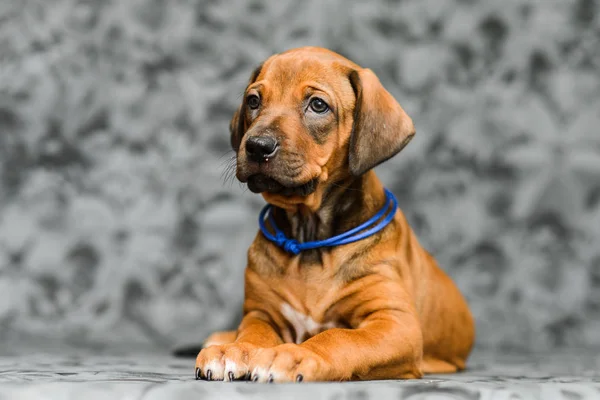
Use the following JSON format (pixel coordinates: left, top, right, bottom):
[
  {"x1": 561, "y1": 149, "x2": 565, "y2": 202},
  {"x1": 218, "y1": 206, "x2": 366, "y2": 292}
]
[
  {"x1": 348, "y1": 68, "x2": 415, "y2": 176},
  {"x1": 229, "y1": 106, "x2": 243, "y2": 151},
  {"x1": 230, "y1": 63, "x2": 264, "y2": 151}
]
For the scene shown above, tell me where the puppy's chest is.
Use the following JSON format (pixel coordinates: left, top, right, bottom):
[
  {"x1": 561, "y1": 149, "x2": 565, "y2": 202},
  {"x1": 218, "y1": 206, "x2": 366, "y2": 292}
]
[{"x1": 279, "y1": 303, "x2": 341, "y2": 344}]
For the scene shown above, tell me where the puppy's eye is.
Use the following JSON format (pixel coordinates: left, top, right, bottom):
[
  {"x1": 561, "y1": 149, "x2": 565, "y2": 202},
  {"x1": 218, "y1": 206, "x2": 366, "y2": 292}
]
[
  {"x1": 247, "y1": 95, "x2": 261, "y2": 110},
  {"x1": 309, "y1": 97, "x2": 329, "y2": 114}
]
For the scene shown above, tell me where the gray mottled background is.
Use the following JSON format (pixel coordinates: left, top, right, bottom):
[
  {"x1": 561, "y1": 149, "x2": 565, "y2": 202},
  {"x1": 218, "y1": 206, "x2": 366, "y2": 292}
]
[{"x1": 0, "y1": 0, "x2": 599, "y2": 354}]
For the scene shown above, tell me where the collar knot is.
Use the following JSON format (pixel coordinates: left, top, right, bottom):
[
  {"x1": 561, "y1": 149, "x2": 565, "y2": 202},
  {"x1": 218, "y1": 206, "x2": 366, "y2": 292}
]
[
  {"x1": 282, "y1": 239, "x2": 301, "y2": 255},
  {"x1": 258, "y1": 188, "x2": 398, "y2": 256},
  {"x1": 273, "y1": 232, "x2": 301, "y2": 255}
]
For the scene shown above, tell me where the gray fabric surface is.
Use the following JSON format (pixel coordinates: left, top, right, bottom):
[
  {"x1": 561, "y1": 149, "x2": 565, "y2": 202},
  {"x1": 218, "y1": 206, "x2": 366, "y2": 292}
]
[{"x1": 0, "y1": 349, "x2": 599, "y2": 399}]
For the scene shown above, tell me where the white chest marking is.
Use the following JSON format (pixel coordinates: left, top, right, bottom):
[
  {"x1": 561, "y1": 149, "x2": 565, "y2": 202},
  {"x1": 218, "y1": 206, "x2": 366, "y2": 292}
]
[{"x1": 280, "y1": 303, "x2": 338, "y2": 344}]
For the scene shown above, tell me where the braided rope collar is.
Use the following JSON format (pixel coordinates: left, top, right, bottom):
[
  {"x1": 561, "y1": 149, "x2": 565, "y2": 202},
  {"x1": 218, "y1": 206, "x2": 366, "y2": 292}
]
[{"x1": 258, "y1": 188, "x2": 398, "y2": 255}]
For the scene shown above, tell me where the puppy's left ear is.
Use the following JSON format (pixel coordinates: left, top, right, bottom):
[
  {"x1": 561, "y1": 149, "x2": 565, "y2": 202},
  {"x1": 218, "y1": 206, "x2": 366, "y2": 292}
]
[{"x1": 348, "y1": 68, "x2": 415, "y2": 176}]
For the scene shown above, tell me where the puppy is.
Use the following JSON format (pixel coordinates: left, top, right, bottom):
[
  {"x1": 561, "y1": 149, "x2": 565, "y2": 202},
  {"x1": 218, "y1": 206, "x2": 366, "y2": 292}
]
[{"x1": 194, "y1": 46, "x2": 475, "y2": 382}]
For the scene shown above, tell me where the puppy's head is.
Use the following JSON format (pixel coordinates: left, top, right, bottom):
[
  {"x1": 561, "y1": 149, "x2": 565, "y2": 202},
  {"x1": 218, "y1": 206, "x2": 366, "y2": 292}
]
[{"x1": 231, "y1": 47, "x2": 415, "y2": 211}]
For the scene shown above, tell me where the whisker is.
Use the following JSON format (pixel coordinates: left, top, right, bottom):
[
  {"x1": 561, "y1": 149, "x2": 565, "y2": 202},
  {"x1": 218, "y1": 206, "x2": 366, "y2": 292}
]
[
  {"x1": 219, "y1": 155, "x2": 236, "y2": 171},
  {"x1": 220, "y1": 155, "x2": 238, "y2": 187},
  {"x1": 218, "y1": 149, "x2": 236, "y2": 160},
  {"x1": 219, "y1": 157, "x2": 236, "y2": 169}
]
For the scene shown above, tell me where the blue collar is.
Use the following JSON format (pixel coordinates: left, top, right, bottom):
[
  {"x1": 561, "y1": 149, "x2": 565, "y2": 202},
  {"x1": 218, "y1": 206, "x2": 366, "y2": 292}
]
[{"x1": 258, "y1": 188, "x2": 398, "y2": 255}]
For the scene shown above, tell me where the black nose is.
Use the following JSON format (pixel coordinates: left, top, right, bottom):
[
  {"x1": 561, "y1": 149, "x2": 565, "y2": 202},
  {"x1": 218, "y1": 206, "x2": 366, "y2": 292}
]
[{"x1": 245, "y1": 136, "x2": 278, "y2": 162}]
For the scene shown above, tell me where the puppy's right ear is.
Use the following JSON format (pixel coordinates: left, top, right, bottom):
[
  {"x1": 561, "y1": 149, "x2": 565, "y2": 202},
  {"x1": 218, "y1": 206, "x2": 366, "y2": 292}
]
[
  {"x1": 229, "y1": 106, "x2": 243, "y2": 152},
  {"x1": 230, "y1": 63, "x2": 263, "y2": 151}
]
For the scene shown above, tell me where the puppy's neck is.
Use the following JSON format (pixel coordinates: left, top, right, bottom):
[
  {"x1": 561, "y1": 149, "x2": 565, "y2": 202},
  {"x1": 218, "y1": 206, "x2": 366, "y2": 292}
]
[{"x1": 270, "y1": 171, "x2": 388, "y2": 245}]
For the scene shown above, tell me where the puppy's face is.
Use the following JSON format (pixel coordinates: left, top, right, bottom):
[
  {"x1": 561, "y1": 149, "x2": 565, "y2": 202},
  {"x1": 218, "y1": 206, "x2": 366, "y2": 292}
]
[{"x1": 230, "y1": 47, "x2": 415, "y2": 211}]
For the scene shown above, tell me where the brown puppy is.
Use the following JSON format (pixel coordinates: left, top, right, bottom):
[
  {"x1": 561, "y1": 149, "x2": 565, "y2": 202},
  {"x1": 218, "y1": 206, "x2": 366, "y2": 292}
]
[{"x1": 195, "y1": 47, "x2": 475, "y2": 382}]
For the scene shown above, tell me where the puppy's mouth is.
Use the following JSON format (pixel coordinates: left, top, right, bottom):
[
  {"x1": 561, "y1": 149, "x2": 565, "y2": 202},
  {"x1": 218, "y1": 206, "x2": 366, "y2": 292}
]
[{"x1": 247, "y1": 174, "x2": 318, "y2": 196}]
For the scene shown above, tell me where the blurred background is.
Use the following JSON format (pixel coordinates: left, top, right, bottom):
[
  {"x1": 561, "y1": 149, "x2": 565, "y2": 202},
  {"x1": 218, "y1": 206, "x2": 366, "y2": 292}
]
[{"x1": 0, "y1": 0, "x2": 599, "y2": 354}]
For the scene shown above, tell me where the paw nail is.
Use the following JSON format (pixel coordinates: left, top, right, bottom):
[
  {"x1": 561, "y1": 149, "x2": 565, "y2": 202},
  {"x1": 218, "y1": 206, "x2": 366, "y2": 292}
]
[
  {"x1": 206, "y1": 369, "x2": 212, "y2": 381},
  {"x1": 195, "y1": 368, "x2": 201, "y2": 380},
  {"x1": 267, "y1": 374, "x2": 274, "y2": 383},
  {"x1": 228, "y1": 371, "x2": 234, "y2": 381},
  {"x1": 296, "y1": 374, "x2": 303, "y2": 382},
  {"x1": 245, "y1": 372, "x2": 252, "y2": 380},
  {"x1": 252, "y1": 375, "x2": 259, "y2": 382}
]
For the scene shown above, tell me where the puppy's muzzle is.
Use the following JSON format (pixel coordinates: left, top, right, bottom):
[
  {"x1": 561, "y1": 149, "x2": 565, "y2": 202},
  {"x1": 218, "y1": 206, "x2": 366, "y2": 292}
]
[{"x1": 246, "y1": 136, "x2": 278, "y2": 163}]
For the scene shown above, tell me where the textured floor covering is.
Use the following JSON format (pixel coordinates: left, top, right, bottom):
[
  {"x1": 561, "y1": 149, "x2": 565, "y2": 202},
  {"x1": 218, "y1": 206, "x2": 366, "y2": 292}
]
[{"x1": 0, "y1": 347, "x2": 598, "y2": 399}]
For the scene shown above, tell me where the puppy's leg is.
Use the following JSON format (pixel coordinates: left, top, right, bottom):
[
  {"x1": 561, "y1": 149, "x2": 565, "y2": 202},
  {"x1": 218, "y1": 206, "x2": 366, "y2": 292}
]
[
  {"x1": 172, "y1": 331, "x2": 238, "y2": 358},
  {"x1": 203, "y1": 330, "x2": 237, "y2": 347},
  {"x1": 195, "y1": 311, "x2": 283, "y2": 381},
  {"x1": 247, "y1": 308, "x2": 424, "y2": 382}
]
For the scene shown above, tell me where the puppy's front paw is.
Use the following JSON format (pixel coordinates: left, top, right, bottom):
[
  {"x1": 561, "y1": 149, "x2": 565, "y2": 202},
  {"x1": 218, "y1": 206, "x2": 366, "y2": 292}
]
[
  {"x1": 249, "y1": 344, "x2": 331, "y2": 383},
  {"x1": 195, "y1": 343, "x2": 255, "y2": 381}
]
